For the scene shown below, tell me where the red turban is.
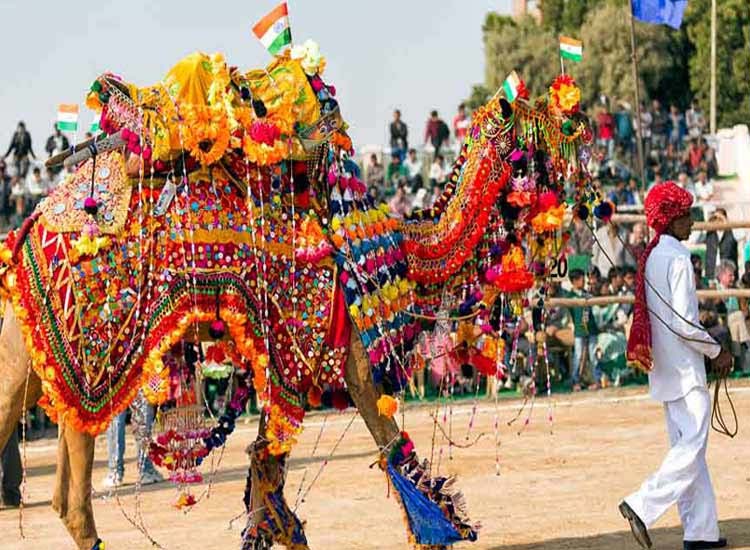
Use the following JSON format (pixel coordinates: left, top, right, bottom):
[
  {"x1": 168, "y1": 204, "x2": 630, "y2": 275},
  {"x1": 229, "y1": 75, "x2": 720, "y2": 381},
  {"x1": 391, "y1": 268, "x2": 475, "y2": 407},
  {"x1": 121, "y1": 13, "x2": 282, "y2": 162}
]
[{"x1": 627, "y1": 182, "x2": 693, "y2": 371}]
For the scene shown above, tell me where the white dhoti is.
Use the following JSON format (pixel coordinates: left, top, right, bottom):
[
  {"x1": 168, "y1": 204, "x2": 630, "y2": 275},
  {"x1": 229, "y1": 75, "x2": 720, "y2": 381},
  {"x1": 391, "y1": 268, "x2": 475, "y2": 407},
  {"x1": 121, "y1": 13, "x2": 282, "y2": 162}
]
[{"x1": 625, "y1": 387, "x2": 720, "y2": 542}]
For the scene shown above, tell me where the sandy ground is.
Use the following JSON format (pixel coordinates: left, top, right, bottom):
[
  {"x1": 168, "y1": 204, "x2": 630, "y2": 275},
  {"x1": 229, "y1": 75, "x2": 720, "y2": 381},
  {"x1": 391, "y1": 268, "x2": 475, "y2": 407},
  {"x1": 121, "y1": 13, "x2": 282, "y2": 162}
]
[{"x1": 2, "y1": 382, "x2": 750, "y2": 550}]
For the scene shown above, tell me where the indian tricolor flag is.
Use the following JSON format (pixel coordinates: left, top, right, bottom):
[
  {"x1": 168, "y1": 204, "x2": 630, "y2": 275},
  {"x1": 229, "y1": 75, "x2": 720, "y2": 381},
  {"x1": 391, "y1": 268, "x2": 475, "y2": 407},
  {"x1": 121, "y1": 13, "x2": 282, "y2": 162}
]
[
  {"x1": 503, "y1": 71, "x2": 522, "y2": 103},
  {"x1": 559, "y1": 36, "x2": 583, "y2": 62},
  {"x1": 253, "y1": 3, "x2": 292, "y2": 56},
  {"x1": 57, "y1": 104, "x2": 79, "y2": 132}
]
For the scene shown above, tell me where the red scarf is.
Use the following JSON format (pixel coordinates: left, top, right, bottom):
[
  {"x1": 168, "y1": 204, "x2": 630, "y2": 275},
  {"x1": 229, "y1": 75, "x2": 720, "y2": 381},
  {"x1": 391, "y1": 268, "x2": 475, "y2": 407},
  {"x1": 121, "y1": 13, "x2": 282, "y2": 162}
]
[{"x1": 626, "y1": 181, "x2": 694, "y2": 371}]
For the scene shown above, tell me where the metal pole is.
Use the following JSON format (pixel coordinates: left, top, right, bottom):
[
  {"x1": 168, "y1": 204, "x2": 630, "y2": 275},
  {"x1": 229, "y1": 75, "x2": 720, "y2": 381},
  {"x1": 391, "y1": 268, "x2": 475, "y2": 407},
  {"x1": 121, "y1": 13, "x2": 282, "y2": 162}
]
[
  {"x1": 710, "y1": 0, "x2": 717, "y2": 134},
  {"x1": 628, "y1": 1, "x2": 647, "y2": 189}
]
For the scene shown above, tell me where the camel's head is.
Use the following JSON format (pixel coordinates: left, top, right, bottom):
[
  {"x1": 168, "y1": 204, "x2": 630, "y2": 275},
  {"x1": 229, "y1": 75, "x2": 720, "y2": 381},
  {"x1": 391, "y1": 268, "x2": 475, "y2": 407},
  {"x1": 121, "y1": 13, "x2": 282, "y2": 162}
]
[
  {"x1": 402, "y1": 73, "x2": 599, "y2": 370},
  {"x1": 79, "y1": 41, "x2": 350, "y2": 173}
]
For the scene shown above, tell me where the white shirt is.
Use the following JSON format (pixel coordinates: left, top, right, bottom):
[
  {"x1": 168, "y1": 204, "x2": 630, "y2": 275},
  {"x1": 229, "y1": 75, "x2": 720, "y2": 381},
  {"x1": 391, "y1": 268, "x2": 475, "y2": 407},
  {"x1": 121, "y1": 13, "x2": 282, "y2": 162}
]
[
  {"x1": 645, "y1": 235, "x2": 721, "y2": 402},
  {"x1": 403, "y1": 158, "x2": 422, "y2": 179},
  {"x1": 694, "y1": 179, "x2": 714, "y2": 201}
]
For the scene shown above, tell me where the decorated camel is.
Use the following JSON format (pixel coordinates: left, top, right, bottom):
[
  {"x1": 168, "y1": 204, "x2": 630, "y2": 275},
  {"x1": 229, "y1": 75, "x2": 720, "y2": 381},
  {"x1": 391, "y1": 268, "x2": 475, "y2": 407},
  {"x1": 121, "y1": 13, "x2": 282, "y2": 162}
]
[{"x1": 0, "y1": 38, "x2": 594, "y2": 550}]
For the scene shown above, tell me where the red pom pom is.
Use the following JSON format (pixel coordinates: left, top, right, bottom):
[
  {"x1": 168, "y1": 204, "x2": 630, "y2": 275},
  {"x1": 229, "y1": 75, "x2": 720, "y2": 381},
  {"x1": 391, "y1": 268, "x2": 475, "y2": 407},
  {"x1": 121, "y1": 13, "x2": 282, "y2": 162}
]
[
  {"x1": 209, "y1": 319, "x2": 226, "y2": 340},
  {"x1": 331, "y1": 390, "x2": 350, "y2": 411},
  {"x1": 307, "y1": 386, "x2": 323, "y2": 408},
  {"x1": 83, "y1": 196, "x2": 98, "y2": 216}
]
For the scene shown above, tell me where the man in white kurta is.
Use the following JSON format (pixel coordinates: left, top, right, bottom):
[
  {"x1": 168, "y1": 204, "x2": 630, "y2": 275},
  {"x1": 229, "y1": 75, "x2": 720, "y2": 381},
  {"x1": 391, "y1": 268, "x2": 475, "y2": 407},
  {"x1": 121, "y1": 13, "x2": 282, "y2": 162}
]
[{"x1": 619, "y1": 181, "x2": 732, "y2": 550}]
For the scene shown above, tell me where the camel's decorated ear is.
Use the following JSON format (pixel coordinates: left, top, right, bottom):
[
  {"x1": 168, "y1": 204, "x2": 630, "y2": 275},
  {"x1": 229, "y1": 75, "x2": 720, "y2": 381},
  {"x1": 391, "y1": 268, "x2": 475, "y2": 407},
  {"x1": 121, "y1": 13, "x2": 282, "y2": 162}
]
[{"x1": 499, "y1": 98, "x2": 513, "y2": 120}]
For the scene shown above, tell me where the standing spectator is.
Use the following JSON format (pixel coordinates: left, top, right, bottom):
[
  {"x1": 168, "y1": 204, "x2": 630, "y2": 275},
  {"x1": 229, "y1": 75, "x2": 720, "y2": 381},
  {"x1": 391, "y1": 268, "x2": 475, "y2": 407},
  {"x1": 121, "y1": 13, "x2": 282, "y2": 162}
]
[
  {"x1": 650, "y1": 99, "x2": 668, "y2": 152},
  {"x1": 8, "y1": 184, "x2": 26, "y2": 229},
  {"x1": 429, "y1": 154, "x2": 446, "y2": 187},
  {"x1": 704, "y1": 208, "x2": 738, "y2": 280},
  {"x1": 3, "y1": 122, "x2": 36, "y2": 178},
  {"x1": 592, "y1": 223, "x2": 625, "y2": 277},
  {"x1": 686, "y1": 101, "x2": 706, "y2": 139},
  {"x1": 44, "y1": 125, "x2": 70, "y2": 175},
  {"x1": 667, "y1": 104, "x2": 686, "y2": 150},
  {"x1": 403, "y1": 148, "x2": 423, "y2": 190},
  {"x1": 0, "y1": 160, "x2": 10, "y2": 227},
  {"x1": 596, "y1": 105, "x2": 615, "y2": 159},
  {"x1": 424, "y1": 110, "x2": 450, "y2": 157},
  {"x1": 365, "y1": 153, "x2": 385, "y2": 196},
  {"x1": 566, "y1": 269, "x2": 601, "y2": 391},
  {"x1": 614, "y1": 102, "x2": 634, "y2": 155},
  {"x1": 0, "y1": 426, "x2": 21, "y2": 508},
  {"x1": 389, "y1": 110, "x2": 408, "y2": 163},
  {"x1": 635, "y1": 102, "x2": 653, "y2": 159},
  {"x1": 386, "y1": 155, "x2": 407, "y2": 190},
  {"x1": 452, "y1": 103, "x2": 470, "y2": 152},
  {"x1": 102, "y1": 392, "x2": 163, "y2": 489}
]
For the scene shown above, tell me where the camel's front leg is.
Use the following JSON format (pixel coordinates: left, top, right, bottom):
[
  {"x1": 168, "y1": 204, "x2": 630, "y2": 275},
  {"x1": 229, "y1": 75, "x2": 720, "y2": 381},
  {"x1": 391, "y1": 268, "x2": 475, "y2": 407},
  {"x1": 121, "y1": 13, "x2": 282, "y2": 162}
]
[
  {"x1": 343, "y1": 331, "x2": 399, "y2": 448},
  {"x1": 0, "y1": 303, "x2": 42, "y2": 450},
  {"x1": 52, "y1": 421, "x2": 99, "y2": 550}
]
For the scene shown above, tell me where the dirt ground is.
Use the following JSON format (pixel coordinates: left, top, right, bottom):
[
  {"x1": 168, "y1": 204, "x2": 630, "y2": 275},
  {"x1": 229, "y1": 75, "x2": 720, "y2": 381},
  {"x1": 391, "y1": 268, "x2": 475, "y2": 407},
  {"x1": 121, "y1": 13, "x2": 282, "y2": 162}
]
[{"x1": 3, "y1": 382, "x2": 750, "y2": 550}]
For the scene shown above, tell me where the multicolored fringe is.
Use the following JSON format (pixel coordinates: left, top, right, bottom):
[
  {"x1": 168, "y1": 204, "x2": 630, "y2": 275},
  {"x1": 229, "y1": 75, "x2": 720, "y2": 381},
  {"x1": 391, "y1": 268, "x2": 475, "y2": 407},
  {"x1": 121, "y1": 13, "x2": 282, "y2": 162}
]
[
  {"x1": 326, "y1": 153, "x2": 421, "y2": 389},
  {"x1": 385, "y1": 433, "x2": 479, "y2": 548},
  {"x1": 242, "y1": 446, "x2": 308, "y2": 550}
]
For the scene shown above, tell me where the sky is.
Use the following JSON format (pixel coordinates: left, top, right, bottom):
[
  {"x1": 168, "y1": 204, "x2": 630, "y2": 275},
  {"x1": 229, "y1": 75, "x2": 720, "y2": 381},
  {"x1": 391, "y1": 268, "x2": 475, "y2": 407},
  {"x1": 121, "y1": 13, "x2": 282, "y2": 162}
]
[{"x1": 0, "y1": 0, "x2": 512, "y2": 155}]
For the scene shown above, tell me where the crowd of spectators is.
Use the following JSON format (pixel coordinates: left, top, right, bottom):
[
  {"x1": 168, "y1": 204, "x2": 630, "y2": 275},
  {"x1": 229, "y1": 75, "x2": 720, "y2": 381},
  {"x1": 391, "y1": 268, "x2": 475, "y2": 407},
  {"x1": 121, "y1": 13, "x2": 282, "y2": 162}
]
[{"x1": 1, "y1": 122, "x2": 78, "y2": 233}]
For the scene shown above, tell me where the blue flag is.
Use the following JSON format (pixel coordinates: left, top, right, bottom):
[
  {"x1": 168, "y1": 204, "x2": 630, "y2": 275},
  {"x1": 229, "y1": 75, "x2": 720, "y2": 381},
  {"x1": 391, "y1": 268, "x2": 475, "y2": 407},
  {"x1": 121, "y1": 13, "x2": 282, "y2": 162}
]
[{"x1": 632, "y1": 0, "x2": 688, "y2": 29}]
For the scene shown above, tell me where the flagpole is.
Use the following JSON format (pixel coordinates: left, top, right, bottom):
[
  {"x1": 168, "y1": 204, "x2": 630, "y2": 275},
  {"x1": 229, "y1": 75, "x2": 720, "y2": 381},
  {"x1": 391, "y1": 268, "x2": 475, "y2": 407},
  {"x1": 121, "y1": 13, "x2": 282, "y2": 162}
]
[
  {"x1": 710, "y1": 0, "x2": 717, "y2": 135},
  {"x1": 560, "y1": 55, "x2": 565, "y2": 76},
  {"x1": 628, "y1": 0, "x2": 647, "y2": 190}
]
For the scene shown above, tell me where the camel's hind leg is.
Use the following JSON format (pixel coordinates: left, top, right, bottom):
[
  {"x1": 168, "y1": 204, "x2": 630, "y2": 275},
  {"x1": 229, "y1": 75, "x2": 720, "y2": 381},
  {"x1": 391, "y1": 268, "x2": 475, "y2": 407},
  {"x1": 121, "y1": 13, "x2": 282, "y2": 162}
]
[
  {"x1": 0, "y1": 302, "x2": 42, "y2": 450},
  {"x1": 343, "y1": 331, "x2": 399, "y2": 448},
  {"x1": 52, "y1": 422, "x2": 98, "y2": 550}
]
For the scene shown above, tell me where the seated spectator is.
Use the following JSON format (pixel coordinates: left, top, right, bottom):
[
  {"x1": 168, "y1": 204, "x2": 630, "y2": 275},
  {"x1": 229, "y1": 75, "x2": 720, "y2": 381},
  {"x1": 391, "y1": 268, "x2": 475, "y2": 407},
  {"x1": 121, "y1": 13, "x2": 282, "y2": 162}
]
[
  {"x1": 570, "y1": 217, "x2": 594, "y2": 255},
  {"x1": 591, "y1": 223, "x2": 625, "y2": 278},
  {"x1": 626, "y1": 178, "x2": 642, "y2": 205},
  {"x1": 386, "y1": 154, "x2": 407, "y2": 191},
  {"x1": 622, "y1": 265, "x2": 636, "y2": 292},
  {"x1": 411, "y1": 187, "x2": 429, "y2": 210},
  {"x1": 628, "y1": 222, "x2": 647, "y2": 263},
  {"x1": 691, "y1": 253, "x2": 707, "y2": 289},
  {"x1": 714, "y1": 259, "x2": 750, "y2": 357},
  {"x1": 687, "y1": 138, "x2": 704, "y2": 174},
  {"x1": 607, "y1": 266, "x2": 625, "y2": 295},
  {"x1": 565, "y1": 269, "x2": 601, "y2": 391},
  {"x1": 429, "y1": 154, "x2": 445, "y2": 187},
  {"x1": 365, "y1": 153, "x2": 384, "y2": 195},
  {"x1": 403, "y1": 148, "x2": 423, "y2": 190},
  {"x1": 387, "y1": 183, "x2": 410, "y2": 219},
  {"x1": 608, "y1": 180, "x2": 629, "y2": 206},
  {"x1": 693, "y1": 170, "x2": 714, "y2": 201},
  {"x1": 26, "y1": 166, "x2": 49, "y2": 199},
  {"x1": 704, "y1": 208, "x2": 738, "y2": 280},
  {"x1": 587, "y1": 266, "x2": 602, "y2": 295},
  {"x1": 8, "y1": 194, "x2": 25, "y2": 229},
  {"x1": 675, "y1": 170, "x2": 696, "y2": 199}
]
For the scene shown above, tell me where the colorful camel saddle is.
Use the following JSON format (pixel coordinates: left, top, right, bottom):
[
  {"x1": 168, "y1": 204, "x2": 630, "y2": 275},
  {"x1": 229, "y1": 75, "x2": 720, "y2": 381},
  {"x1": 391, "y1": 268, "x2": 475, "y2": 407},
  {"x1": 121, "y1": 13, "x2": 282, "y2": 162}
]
[{"x1": 3, "y1": 151, "x2": 348, "y2": 440}]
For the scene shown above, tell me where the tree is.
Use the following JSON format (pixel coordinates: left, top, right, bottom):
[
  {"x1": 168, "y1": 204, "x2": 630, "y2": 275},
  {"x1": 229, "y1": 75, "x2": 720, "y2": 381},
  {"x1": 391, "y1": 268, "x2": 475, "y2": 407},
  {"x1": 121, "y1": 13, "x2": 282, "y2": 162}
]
[
  {"x1": 481, "y1": 5, "x2": 680, "y2": 109},
  {"x1": 684, "y1": 0, "x2": 750, "y2": 127},
  {"x1": 465, "y1": 84, "x2": 491, "y2": 111},
  {"x1": 483, "y1": 14, "x2": 559, "y2": 99},
  {"x1": 577, "y1": 4, "x2": 677, "y2": 109}
]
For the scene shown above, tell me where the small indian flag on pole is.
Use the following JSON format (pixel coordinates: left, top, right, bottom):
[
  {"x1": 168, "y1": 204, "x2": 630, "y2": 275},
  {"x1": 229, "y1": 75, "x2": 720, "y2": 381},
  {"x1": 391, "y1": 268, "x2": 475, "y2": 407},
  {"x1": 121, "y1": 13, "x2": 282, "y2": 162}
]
[
  {"x1": 57, "y1": 104, "x2": 79, "y2": 133},
  {"x1": 559, "y1": 36, "x2": 583, "y2": 62},
  {"x1": 502, "y1": 71, "x2": 522, "y2": 103},
  {"x1": 253, "y1": 2, "x2": 292, "y2": 56}
]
